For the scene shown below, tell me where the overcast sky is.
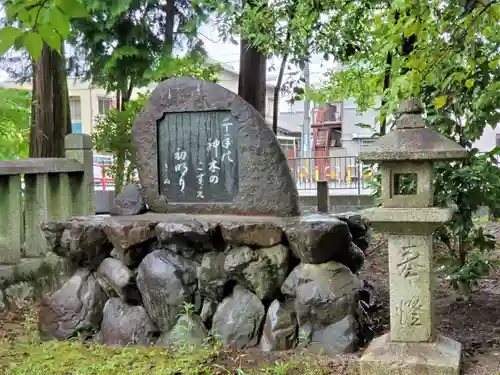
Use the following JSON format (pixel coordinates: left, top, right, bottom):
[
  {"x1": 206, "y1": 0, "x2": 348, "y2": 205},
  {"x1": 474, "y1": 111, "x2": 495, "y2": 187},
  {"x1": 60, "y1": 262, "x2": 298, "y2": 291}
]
[{"x1": 198, "y1": 24, "x2": 335, "y2": 87}]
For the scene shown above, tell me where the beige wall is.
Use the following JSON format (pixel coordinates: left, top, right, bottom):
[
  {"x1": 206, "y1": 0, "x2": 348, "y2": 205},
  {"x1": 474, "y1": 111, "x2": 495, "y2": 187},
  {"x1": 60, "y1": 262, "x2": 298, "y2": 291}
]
[
  {"x1": 2, "y1": 68, "x2": 276, "y2": 133},
  {"x1": 66, "y1": 80, "x2": 115, "y2": 134}
]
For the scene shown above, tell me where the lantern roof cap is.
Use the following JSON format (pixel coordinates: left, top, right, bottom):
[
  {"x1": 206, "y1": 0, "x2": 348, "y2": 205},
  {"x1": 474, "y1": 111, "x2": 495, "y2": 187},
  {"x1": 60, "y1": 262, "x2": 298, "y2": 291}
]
[{"x1": 359, "y1": 99, "x2": 467, "y2": 162}]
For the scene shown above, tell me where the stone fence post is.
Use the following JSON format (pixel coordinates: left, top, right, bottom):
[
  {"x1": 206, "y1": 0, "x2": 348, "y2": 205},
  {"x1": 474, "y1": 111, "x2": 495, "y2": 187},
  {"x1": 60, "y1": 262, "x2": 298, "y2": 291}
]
[
  {"x1": 65, "y1": 134, "x2": 95, "y2": 216},
  {"x1": 317, "y1": 181, "x2": 329, "y2": 213}
]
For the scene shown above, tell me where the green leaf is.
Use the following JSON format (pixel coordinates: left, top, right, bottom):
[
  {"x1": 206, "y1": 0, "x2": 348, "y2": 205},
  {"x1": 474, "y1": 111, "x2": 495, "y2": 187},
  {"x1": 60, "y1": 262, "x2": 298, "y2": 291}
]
[
  {"x1": 22, "y1": 31, "x2": 43, "y2": 61},
  {"x1": 488, "y1": 59, "x2": 498, "y2": 70},
  {"x1": 50, "y1": 7, "x2": 71, "y2": 39},
  {"x1": 435, "y1": 96, "x2": 447, "y2": 109},
  {"x1": 465, "y1": 79, "x2": 475, "y2": 89},
  {"x1": 38, "y1": 25, "x2": 61, "y2": 52},
  {"x1": 71, "y1": 1, "x2": 90, "y2": 18},
  {"x1": 56, "y1": 0, "x2": 89, "y2": 18},
  {"x1": 0, "y1": 27, "x2": 23, "y2": 55}
]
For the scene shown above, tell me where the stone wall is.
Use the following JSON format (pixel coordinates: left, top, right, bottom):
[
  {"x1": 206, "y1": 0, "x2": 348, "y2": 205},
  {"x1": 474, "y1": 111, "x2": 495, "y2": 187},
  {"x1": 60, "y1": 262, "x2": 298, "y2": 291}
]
[
  {"x1": 39, "y1": 212, "x2": 372, "y2": 354},
  {"x1": 0, "y1": 253, "x2": 70, "y2": 311}
]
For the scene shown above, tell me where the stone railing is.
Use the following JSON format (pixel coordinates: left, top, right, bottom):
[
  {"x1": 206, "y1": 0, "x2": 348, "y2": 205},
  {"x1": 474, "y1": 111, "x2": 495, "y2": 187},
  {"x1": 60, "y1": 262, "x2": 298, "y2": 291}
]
[{"x1": 0, "y1": 134, "x2": 94, "y2": 295}]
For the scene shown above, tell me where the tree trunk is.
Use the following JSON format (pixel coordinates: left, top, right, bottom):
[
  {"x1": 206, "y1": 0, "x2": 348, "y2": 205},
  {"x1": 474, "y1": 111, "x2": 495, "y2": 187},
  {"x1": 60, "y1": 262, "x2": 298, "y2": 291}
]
[
  {"x1": 114, "y1": 151, "x2": 126, "y2": 194},
  {"x1": 164, "y1": 0, "x2": 176, "y2": 58},
  {"x1": 30, "y1": 43, "x2": 71, "y2": 158},
  {"x1": 238, "y1": 39, "x2": 266, "y2": 118},
  {"x1": 380, "y1": 52, "x2": 392, "y2": 135}
]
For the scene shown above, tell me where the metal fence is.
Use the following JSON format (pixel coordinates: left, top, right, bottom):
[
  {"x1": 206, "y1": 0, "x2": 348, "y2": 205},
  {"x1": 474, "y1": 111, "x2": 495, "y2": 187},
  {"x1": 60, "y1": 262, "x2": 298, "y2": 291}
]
[
  {"x1": 287, "y1": 156, "x2": 371, "y2": 193},
  {"x1": 91, "y1": 156, "x2": 373, "y2": 194}
]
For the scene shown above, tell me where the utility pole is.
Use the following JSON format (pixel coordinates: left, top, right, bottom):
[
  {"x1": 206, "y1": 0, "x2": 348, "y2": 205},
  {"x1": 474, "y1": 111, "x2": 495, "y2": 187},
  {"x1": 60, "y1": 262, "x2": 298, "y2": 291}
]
[{"x1": 302, "y1": 60, "x2": 310, "y2": 159}]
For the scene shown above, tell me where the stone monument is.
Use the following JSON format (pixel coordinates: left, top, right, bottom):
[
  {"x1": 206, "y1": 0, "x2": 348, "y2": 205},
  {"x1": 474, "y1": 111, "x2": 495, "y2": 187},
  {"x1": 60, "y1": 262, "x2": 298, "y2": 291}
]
[
  {"x1": 358, "y1": 99, "x2": 467, "y2": 375},
  {"x1": 36, "y1": 77, "x2": 376, "y2": 354},
  {"x1": 131, "y1": 77, "x2": 300, "y2": 216}
]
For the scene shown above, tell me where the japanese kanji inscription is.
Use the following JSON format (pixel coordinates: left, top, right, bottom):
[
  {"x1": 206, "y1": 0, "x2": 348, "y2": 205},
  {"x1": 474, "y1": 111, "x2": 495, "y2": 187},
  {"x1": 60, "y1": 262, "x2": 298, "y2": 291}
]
[{"x1": 157, "y1": 110, "x2": 239, "y2": 203}]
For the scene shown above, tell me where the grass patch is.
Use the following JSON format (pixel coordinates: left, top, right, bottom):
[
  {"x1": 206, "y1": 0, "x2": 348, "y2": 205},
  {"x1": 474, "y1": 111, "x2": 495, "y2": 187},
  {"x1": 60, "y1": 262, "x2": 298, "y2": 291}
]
[{"x1": 0, "y1": 310, "x2": 359, "y2": 375}]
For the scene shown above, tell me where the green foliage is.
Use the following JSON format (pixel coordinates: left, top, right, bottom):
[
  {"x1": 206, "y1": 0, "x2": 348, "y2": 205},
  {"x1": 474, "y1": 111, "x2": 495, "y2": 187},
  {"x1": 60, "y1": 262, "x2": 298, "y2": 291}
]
[
  {"x1": 0, "y1": 0, "x2": 92, "y2": 61},
  {"x1": 312, "y1": 1, "x2": 500, "y2": 126},
  {"x1": 258, "y1": 0, "x2": 500, "y2": 297},
  {"x1": 433, "y1": 152, "x2": 500, "y2": 298},
  {"x1": 70, "y1": 0, "x2": 210, "y2": 105},
  {"x1": 0, "y1": 88, "x2": 31, "y2": 160},
  {"x1": 93, "y1": 95, "x2": 146, "y2": 193},
  {"x1": 436, "y1": 226, "x2": 498, "y2": 299},
  {"x1": 150, "y1": 56, "x2": 221, "y2": 83}
]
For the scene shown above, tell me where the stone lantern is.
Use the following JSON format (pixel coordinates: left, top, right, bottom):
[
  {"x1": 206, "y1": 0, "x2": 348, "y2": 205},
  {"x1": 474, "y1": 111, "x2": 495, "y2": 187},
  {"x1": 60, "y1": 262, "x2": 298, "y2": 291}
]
[{"x1": 358, "y1": 99, "x2": 467, "y2": 375}]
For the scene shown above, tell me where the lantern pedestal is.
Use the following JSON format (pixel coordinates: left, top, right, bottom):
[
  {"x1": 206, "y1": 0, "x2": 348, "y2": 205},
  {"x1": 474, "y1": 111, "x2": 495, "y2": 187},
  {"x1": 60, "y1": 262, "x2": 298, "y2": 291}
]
[
  {"x1": 359, "y1": 207, "x2": 460, "y2": 375},
  {"x1": 360, "y1": 334, "x2": 462, "y2": 375}
]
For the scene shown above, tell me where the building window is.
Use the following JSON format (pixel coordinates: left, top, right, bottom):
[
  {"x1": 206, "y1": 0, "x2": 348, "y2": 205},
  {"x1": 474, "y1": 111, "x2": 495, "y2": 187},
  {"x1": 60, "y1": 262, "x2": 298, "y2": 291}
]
[
  {"x1": 361, "y1": 139, "x2": 375, "y2": 149},
  {"x1": 72, "y1": 123, "x2": 83, "y2": 133},
  {"x1": 98, "y1": 97, "x2": 113, "y2": 116},
  {"x1": 69, "y1": 96, "x2": 81, "y2": 121},
  {"x1": 70, "y1": 96, "x2": 82, "y2": 133}
]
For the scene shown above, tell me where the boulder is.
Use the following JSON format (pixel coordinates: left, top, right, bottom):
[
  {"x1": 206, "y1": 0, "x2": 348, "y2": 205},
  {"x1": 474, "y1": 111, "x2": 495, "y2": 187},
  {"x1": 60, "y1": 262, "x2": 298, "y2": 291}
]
[
  {"x1": 97, "y1": 298, "x2": 158, "y2": 346},
  {"x1": 224, "y1": 245, "x2": 289, "y2": 301},
  {"x1": 103, "y1": 219, "x2": 159, "y2": 267},
  {"x1": 200, "y1": 300, "x2": 217, "y2": 326},
  {"x1": 197, "y1": 252, "x2": 227, "y2": 302},
  {"x1": 305, "y1": 315, "x2": 358, "y2": 355},
  {"x1": 39, "y1": 269, "x2": 108, "y2": 340},
  {"x1": 136, "y1": 250, "x2": 198, "y2": 331},
  {"x1": 281, "y1": 262, "x2": 362, "y2": 354},
  {"x1": 212, "y1": 285, "x2": 265, "y2": 349},
  {"x1": 220, "y1": 221, "x2": 284, "y2": 247},
  {"x1": 3, "y1": 282, "x2": 35, "y2": 309},
  {"x1": 344, "y1": 243, "x2": 366, "y2": 274},
  {"x1": 335, "y1": 212, "x2": 371, "y2": 251},
  {"x1": 284, "y1": 216, "x2": 353, "y2": 265},
  {"x1": 42, "y1": 218, "x2": 112, "y2": 270},
  {"x1": 353, "y1": 235, "x2": 371, "y2": 253},
  {"x1": 155, "y1": 221, "x2": 215, "y2": 259},
  {"x1": 157, "y1": 313, "x2": 208, "y2": 350},
  {"x1": 96, "y1": 258, "x2": 141, "y2": 304},
  {"x1": 41, "y1": 221, "x2": 69, "y2": 255},
  {"x1": 110, "y1": 184, "x2": 147, "y2": 216},
  {"x1": 260, "y1": 300, "x2": 297, "y2": 351}
]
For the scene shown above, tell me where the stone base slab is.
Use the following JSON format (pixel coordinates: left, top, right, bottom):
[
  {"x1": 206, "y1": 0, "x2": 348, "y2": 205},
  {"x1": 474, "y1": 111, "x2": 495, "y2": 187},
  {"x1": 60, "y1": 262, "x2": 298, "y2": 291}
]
[{"x1": 360, "y1": 333, "x2": 461, "y2": 375}]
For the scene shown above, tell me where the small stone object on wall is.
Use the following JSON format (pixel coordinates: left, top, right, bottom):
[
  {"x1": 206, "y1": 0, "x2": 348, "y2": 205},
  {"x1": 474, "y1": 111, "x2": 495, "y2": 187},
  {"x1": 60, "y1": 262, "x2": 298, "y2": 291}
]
[
  {"x1": 131, "y1": 77, "x2": 300, "y2": 216},
  {"x1": 110, "y1": 184, "x2": 147, "y2": 216},
  {"x1": 39, "y1": 212, "x2": 373, "y2": 355}
]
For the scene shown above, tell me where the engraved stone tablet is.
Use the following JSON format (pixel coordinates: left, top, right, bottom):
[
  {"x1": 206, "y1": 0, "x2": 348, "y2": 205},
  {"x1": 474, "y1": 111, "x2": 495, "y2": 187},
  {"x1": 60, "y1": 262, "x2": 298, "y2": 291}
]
[
  {"x1": 157, "y1": 111, "x2": 239, "y2": 203},
  {"x1": 131, "y1": 77, "x2": 300, "y2": 216}
]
